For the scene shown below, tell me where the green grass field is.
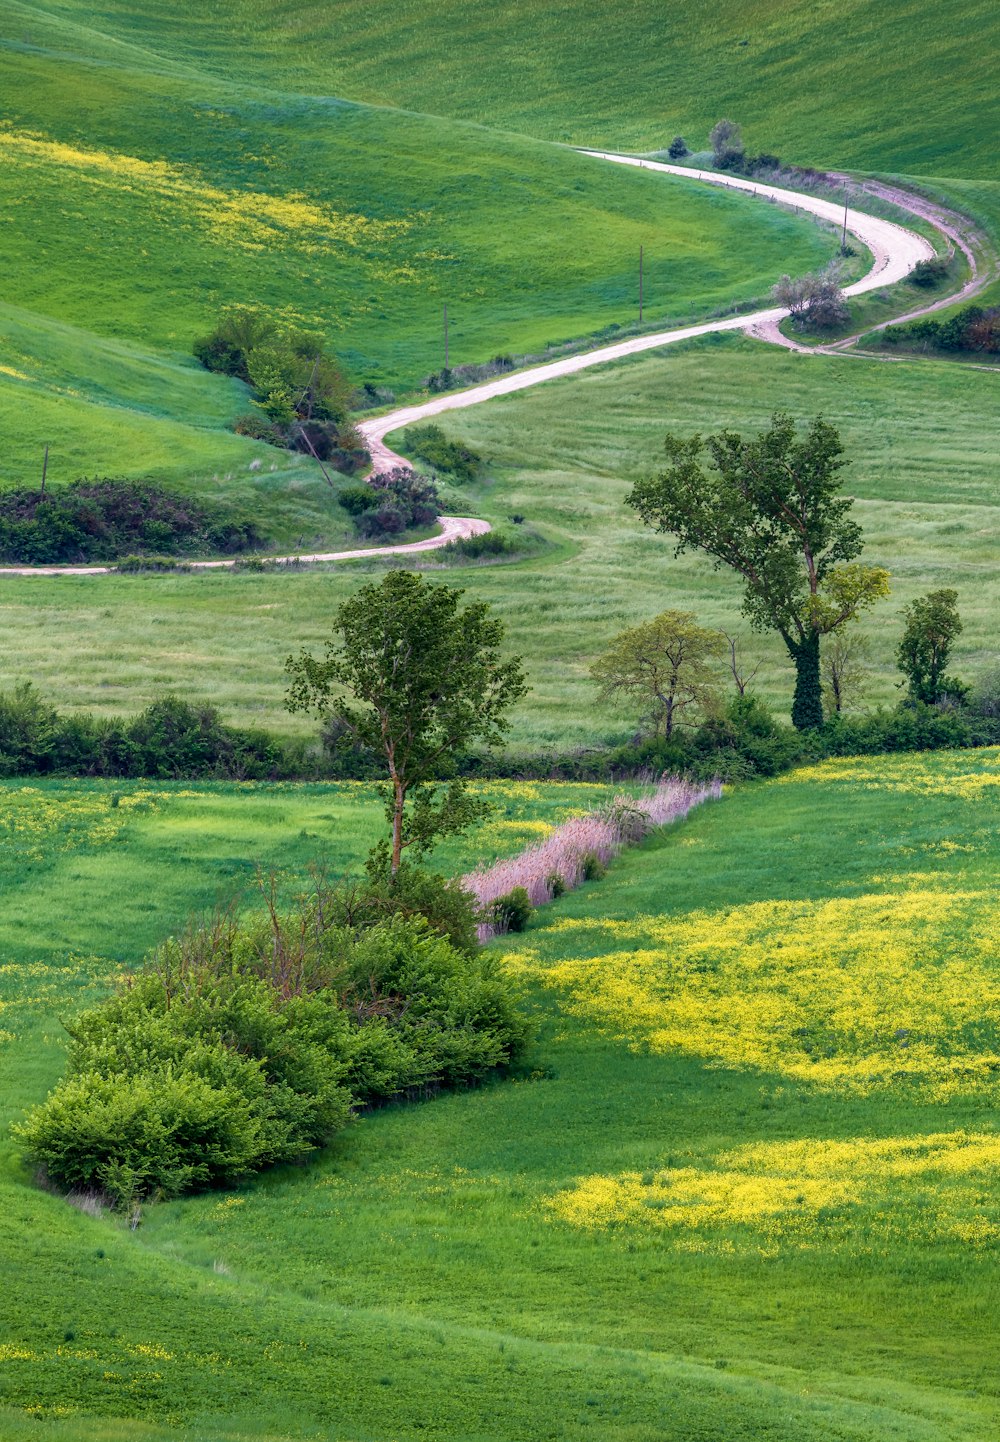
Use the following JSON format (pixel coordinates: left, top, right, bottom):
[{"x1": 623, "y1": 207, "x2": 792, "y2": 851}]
[
  {"x1": 12, "y1": 0, "x2": 998, "y2": 176},
  {"x1": 2, "y1": 334, "x2": 995, "y2": 746},
  {"x1": 2, "y1": 754, "x2": 999, "y2": 1439},
  {"x1": 0, "y1": 21, "x2": 841, "y2": 505}
]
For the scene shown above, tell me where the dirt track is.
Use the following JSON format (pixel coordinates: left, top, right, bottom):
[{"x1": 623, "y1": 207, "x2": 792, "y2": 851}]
[
  {"x1": 359, "y1": 152, "x2": 937, "y2": 472},
  {"x1": 3, "y1": 155, "x2": 952, "y2": 576}
]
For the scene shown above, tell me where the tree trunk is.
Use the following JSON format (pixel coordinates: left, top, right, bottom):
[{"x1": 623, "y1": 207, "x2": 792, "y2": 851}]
[
  {"x1": 790, "y1": 631, "x2": 824, "y2": 730},
  {"x1": 391, "y1": 780, "x2": 405, "y2": 877}
]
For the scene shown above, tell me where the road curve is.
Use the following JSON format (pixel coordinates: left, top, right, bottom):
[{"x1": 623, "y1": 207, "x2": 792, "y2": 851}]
[
  {"x1": 0, "y1": 155, "x2": 936, "y2": 577},
  {"x1": 0, "y1": 515, "x2": 490, "y2": 577},
  {"x1": 360, "y1": 151, "x2": 935, "y2": 471}
]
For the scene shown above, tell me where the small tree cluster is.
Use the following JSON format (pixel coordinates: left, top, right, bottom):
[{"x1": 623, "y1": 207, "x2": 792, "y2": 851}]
[
  {"x1": 627, "y1": 412, "x2": 890, "y2": 730},
  {"x1": 773, "y1": 268, "x2": 849, "y2": 331},
  {"x1": 195, "y1": 305, "x2": 361, "y2": 467}
]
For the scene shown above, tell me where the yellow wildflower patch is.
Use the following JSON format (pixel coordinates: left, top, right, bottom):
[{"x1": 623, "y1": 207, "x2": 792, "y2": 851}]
[
  {"x1": 780, "y1": 748, "x2": 1000, "y2": 800},
  {"x1": 0, "y1": 127, "x2": 412, "y2": 257},
  {"x1": 530, "y1": 881, "x2": 1000, "y2": 1095},
  {"x1": 549, "y1": 1130, "x2": 1000, "y2": 1249}
]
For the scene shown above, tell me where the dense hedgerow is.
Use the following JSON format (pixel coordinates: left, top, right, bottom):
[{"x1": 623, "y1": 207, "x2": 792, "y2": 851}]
[
  {"x1": 0, "y1": 686, "x2": 287, "y2": 780},
  {"x1": 4, "y1": 684, "x2": 1000, "y2": 785},
  {"x1": 883, "y1": 303, "x2": 1000, "y2": 355},
  {"x1": 16, "y1": 871, "x2": 528, "y2": 1207},
  {"x1": 0, "y1": 479, "x2": 262, "y2": 564}
]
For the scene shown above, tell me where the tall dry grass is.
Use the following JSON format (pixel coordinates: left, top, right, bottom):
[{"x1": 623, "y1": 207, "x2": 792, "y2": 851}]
[{"x1": 464, "y1": 777, "x2": 721, "y2": 939}]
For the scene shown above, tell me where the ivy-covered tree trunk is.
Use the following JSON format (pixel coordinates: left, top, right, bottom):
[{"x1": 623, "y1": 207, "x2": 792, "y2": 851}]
[{"x1": 789, "y1": 630, "x2": 824, "y2": 730}]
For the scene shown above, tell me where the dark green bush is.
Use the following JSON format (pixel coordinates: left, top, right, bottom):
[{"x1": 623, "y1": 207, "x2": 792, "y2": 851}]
[
  {"x1": 0, "y1": 479, "x2": 262, "y2": 564},
  {"x1": 908, "y1": 257, "x2": 950, "y2": 288},
  {"x1": 404, "y1": 424, "x2": 483, "y2": 483},
  {"x1": 337, "y1": 484, "x2": 380, "y2": 516},
  {"x1": 488, "y1": 886, "x2": 533, "y2": 934},
  {"x1": 441, "y1": 530, "x2": 524, "y2": 561},
  {"x1": 232, "y1": 413, "x2": 284, "y2": 444},
  {"x1": 581, "y1": 852, "x2": 606, "y2": 882}
]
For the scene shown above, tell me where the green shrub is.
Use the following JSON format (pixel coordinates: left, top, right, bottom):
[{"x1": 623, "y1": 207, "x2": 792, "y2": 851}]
[
  {"x1": 581, "y1": 852, "x2": 606, "y2": 882},
  {"x1": 16, "y1": 889, "x2": 528, "y2": 1205},
  {"x1": 232, "y1": 413, "x2": 284, "y2": 444},
  {"x1": 488, "y1": 886, "x2": 533, "y2": 934},
  {"x1": 338, "y1": 484, "x2": 380, "y2": 516},
  {"x1": 908, "y1": 257, "x2": 950, "y2": 288},
  {"x1": 442, "y1": 530, "x2": 524, "y2": 561},
  {"x1": 404, "y1": 424, "x2": 483, "y2": 483},
  {"x1": 0, "y1": 479, "x2": 262, "y2": 564},
  {"x1": 548, "y1": 872, "x2": 566, "y2": 899}
]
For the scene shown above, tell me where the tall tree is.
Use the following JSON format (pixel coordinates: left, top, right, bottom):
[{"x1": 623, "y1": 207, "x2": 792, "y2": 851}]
[
  {"x1": 590, "y1": 610, "x2": 724, "y2": 737},
  {"x1": 285, "y1": 572, "x2": 527, "y2": 876},
  {"x1": 626, "y1": 412, "x2": 890, "y2": 729},
  {"x1": 897, "y1": 589, "x2": 964, "y2": 704}
]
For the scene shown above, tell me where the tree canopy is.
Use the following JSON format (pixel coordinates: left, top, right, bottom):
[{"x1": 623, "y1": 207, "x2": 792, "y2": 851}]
[
  {"x1": 626, "y1": 412, "x2": 889, "y2": 728},
  {"x1": 591, "y1": 610, "x2": 724, "y2": 737},
  {"x1": 285, "y1": 571, "x2": 527, "y2": 874},
  {"x1": 897, "y1": 589, "x2": 965, "y2": 704}
]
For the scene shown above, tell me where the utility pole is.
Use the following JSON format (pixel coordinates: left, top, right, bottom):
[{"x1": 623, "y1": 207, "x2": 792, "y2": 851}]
[
  {"x1": 639, "y1": 245, "x2": 644, "y2": 325},
  {"x1": 443, "y1": 304, "x2": 449, "y2": 371},
  {"x1": 40, "y1": 444, "x2": 49, "y2": 496},
  {"x1": 841, "y1": 187, "x2": 849, "y2": 251}
]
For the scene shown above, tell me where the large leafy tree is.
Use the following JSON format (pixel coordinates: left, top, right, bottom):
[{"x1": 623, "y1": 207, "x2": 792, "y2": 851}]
[
  {"x1": 285, "y1": 572, "x2": 527, "y2": 875},
  {"x1": 627, "y1": 412, "x2": 890, "y2": 729},
  {"x1": 590, "y1": 610, "x2": 724, "y2": 738}
]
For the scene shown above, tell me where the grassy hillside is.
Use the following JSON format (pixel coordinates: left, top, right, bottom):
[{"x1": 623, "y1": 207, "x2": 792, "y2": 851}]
[
  {"x1": 16, "y1": 0, "x2": 997, "y2": 176},
  {"x1": 2, "y1": 754, "x2": 999, "y2": 1438},
  {"x1": 2, "y1": 334, "x2": 995, "y2": 744},
  {"x1": 0, "y1": 27, "x2": 841, "y2": 501}
]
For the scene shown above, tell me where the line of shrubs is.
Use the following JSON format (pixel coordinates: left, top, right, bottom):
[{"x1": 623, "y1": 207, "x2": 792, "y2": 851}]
[
  {"x1": 4, "y1": 685, "x2": 999, "y2": 787},
  {"x1": 16, "y1": 865, "x2": 529, "y2": 1210},
  {"x1": 0, "y1": 479, "x2": 262, "y2": 565},
  {"x1": 882, "y1": 303, "x2": 1000, "y2": 355},
  {"x1": 0, "y1": 686, "x2": 292, "y2": 779}
]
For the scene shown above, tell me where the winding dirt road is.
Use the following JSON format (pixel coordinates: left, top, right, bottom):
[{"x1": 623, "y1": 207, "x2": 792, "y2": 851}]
[
  {"x1": 360, "y1": 151, "x2": 935, "y2": 473},
  {"x1": 1, "y1": 153, "x2": 945, "y2": 577}
]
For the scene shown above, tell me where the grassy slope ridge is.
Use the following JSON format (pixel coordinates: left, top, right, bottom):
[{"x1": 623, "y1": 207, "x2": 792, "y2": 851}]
[
  {"x1": 2, "y1": 335, "x2": 995, "y2": 743},
  {"x1": 0, "y1": 24, "x2": 836, "y2": 502},
  {"x1": 2, "y1": 760, "x2": 999, "y2": 1438},
  {"x1": 14, "y1": 0, "x2": 998, "y2": 176}
]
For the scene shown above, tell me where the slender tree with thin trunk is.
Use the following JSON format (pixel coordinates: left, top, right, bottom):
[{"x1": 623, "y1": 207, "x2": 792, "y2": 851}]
[
  {"x1": 285, "y1": 572, "x2": 527, "y2": 876},
  {"x1": 590, "y1": 610, "x2": 724, "y2": 737},
  {"x1": 626, "y1": 412, "x2": 890, "y2": 729}
]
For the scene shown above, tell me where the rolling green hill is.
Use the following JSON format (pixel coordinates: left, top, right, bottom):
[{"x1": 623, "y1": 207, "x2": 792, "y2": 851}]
[
  {"x1": 12, "y1": 0, "x2": 997, "y2": 175},
  {"x1": 2, "y1": 756, "x2": 999, "y2": 1438},
  {"x1": 0, "y1": 21, "x2": 839, "y2": 500}
]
